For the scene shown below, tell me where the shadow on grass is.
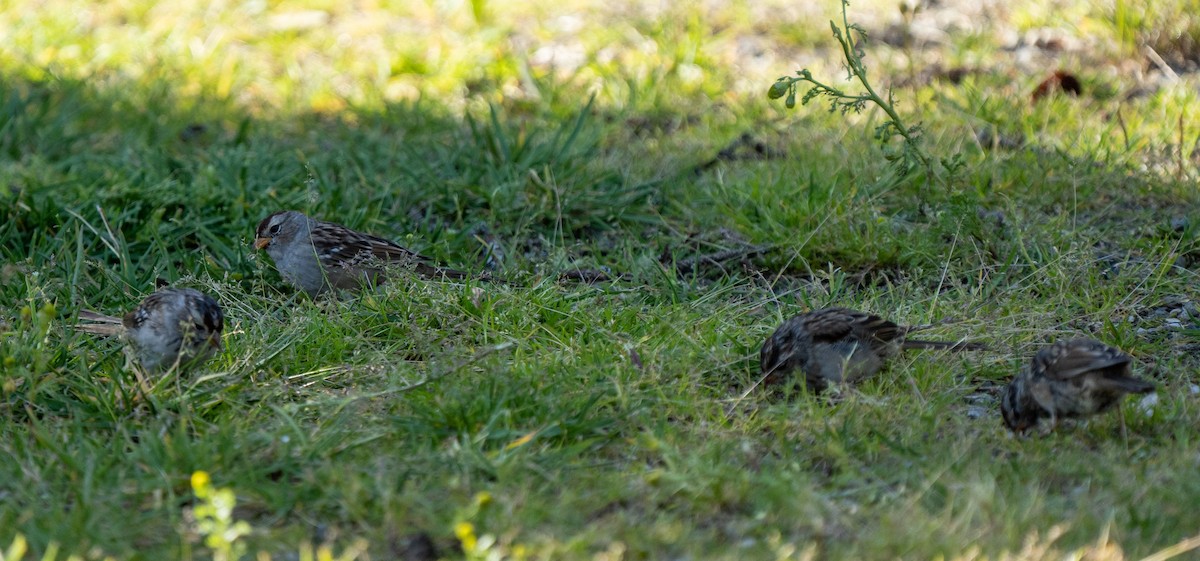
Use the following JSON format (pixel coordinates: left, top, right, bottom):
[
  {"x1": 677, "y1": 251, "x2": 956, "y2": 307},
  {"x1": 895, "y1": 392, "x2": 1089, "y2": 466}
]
[
  {"x1": 4, "y1": 63, "x2": 1200, "y2": 560},
  {"x1": 0, "y1": 71, "x2": 681, "y2": 309}
]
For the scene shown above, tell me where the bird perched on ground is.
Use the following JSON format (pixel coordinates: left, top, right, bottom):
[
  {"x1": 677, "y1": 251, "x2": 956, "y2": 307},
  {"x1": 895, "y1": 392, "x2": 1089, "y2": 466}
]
[
  {"x1": 759, "y1": 306, "x2": 984, "y2": 392},
  {"x1": 77, "y1": 287, "x2": 224, "y2": 372},
  {"x1": 253, "y1": 210, "x2": 477, "y2": 297},
  {"x1": 1001, "y1": 338, "x2": 1155, "y2": 434}
]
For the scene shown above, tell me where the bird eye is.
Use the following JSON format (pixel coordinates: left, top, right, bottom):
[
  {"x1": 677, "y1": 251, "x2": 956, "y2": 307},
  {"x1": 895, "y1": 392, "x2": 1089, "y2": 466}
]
[{"x1": 269, "y1": 223, "x2": 281, "y2": 235}]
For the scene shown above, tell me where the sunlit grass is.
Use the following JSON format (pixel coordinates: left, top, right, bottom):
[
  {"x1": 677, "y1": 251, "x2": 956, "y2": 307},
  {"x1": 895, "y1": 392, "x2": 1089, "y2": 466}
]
[{"x1": 3, "y1": 0, "x2": 1200, "y2": 559}]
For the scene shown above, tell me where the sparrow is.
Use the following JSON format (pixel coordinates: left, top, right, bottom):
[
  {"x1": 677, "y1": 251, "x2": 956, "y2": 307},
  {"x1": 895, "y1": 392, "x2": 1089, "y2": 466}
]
[
  {"x1": 1001, "y1": 338, "x2": 1156, "y2": 434},
  {"x1": 77, "y1": 287, "x2": 224, "y2": 372},
  {"x1": 759, "y1": 306, "x2": 984, "y2": 392},
  {"x1": 254, "y1": 210, "x2": 473, "y2": 297}
]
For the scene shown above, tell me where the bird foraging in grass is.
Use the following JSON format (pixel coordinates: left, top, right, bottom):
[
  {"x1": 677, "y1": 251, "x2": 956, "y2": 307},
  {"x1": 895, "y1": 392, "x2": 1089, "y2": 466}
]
[
  {"x1": 759, "y1": 306, "x2": 985, "y2": 392},
  {"x1": 1001, "y1": 338, "x2": 1155, "y2": 434},
  {"x1": 253, "y1": 210, "x2": 478, "y2": 297},
  {"x1": 77, "y1": 287, "x2": 224, "y2": 373}
]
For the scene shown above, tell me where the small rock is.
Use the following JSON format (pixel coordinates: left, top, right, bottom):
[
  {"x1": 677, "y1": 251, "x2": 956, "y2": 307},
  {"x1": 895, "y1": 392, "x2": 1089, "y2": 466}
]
[
  {"x1": 1138, "y1": 393, "x2": 1159, "y2": 416},
  {"x1": 963, "y1": 392, "x2": 993, "y2": 404},
  {"x1": 1165, "y1": 318, "x2": 1184, "y2": 328}
]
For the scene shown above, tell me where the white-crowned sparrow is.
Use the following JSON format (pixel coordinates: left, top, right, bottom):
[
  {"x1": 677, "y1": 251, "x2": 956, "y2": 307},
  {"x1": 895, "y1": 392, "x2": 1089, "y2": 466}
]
[
  {"x1": 759, "y1": 306, "x2": 984, "y2": 392},
  {"x1": 254, "y1": 210, "x2": 473, "y2": 297},
  {"x1": 1001, "y1": 338, "x2": 1155, "y2": 434},
  {"x1": 77, "y1": 287, "x2": 224, "y2": 372}
]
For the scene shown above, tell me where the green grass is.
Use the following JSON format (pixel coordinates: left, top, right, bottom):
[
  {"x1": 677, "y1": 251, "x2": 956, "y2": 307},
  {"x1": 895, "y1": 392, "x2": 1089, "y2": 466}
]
[{"x1": 3, "y1": 0, "x2": 1200, "y2": 559}]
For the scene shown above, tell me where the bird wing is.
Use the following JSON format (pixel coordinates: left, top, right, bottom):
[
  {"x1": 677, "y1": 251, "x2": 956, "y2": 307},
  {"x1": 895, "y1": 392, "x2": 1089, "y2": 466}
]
[
  {"x1": 853, "y1": 313, "x2": 908, "y2": 344},
  {"x1": 361, "y1": 232, "x2": 435, "y2": 264},
  {"x1": 317, "y1": 225, "x2": 472, "y2": 281},
  {"x1": 122, "y1": 290, "x2": 176, "y2": 329},
  {"x1": 802, "y1": 308, "x2": 861, "y2": 344},
  {"x1": 307, "y1": 219, "x2": 429, "y2": 265},
  {"x1": 367, "y1": 235, "x2": 471, "y2": 280},
  {"x1": 808, "y1": 307, "x2": 906, "y2": 345},
  {"x1": 1036, "y1": 339, "x2": 1132, "y2": 380}
]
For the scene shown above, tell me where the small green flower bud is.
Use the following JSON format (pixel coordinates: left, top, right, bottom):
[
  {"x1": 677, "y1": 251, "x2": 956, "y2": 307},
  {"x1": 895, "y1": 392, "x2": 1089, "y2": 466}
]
[{"x1": 767, "y1": 80, "x2": 789, "y2": 100}]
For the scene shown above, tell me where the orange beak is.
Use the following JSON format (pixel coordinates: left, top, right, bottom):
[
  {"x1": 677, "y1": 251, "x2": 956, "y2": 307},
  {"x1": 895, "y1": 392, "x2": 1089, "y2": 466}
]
[{"x1": 253, "y1": 237, "x2": 270, "y2": 250}]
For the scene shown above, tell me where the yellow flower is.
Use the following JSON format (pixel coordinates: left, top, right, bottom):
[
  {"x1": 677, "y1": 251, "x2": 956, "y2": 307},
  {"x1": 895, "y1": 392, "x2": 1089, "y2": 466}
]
[
  {"x1": 191, "y1": 471, "x2": 212, "y2": 496},
  {"x1": 455, "y1": 521, "x2": 478, "y2": 552}
]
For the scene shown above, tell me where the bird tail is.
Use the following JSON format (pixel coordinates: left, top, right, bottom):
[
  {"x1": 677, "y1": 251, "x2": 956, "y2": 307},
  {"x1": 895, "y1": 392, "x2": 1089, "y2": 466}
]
[
  {"x1": 1099, "y1": 375, "x2": 1156, "y2": 394},
  {"x1": 76, "y1": 310, "x2": 124, "y2": 336},
  {"x1": 902, "y1": 339, "x2": 987, "y2": 352}
]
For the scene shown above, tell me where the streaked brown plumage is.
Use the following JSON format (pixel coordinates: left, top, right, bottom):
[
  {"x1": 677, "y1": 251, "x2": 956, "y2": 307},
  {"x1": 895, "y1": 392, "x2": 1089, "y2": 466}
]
[
  {"x1": 760, "y1": 307, "x2": 984, "y2": 392},
  {"x1": 77, "y1": 287, "x2": 224, "y2": 372},
  {"x1": 1001, "y1": 338, "x2": 1155, "y2": 434},
  {"x1": 254, "y1": 210, "x2": 472, "y2": 297}
]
